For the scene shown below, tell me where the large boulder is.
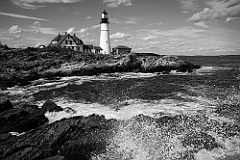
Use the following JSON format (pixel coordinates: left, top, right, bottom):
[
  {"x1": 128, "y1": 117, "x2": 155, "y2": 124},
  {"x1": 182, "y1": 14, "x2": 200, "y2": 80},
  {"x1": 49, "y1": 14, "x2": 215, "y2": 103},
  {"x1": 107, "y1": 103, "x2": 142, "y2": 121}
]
[
  {"x1": 118, "y1": 54, "x2": 142, "y2": 71},
  {"x1": 42, "y1": 99, "x2": 63, "y2": 112},
  {"x1": 139, "y1": 55, "x2": 199, "y2": 73},
  {"x1": 0, "y1": 104, "x2": 48, "y2": 134},
  {"x1": 0, "y1": 114, "x2": 116, "y2": 160}
]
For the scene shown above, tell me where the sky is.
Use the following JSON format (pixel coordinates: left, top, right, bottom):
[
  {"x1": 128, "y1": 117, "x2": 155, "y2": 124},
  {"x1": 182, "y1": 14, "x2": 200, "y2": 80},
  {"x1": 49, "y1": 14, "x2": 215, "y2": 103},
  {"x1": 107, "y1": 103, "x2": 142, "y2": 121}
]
[{"x1": 0, "y1": 0, "x2": 240, "y2": 55}]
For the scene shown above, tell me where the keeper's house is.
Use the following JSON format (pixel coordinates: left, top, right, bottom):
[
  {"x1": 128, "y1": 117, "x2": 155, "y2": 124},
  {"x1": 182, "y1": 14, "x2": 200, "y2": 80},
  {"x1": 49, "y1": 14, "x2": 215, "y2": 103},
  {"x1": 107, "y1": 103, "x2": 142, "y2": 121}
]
[
  {"x1": 83, "y1": 44, "x2": 103, "y2": 54},
  {"x1": 112, "y1": 45, "x2": 131, "y2": 55},
  {"x1": 48, "y1": 32, "x2": 84, "y2": 51}
]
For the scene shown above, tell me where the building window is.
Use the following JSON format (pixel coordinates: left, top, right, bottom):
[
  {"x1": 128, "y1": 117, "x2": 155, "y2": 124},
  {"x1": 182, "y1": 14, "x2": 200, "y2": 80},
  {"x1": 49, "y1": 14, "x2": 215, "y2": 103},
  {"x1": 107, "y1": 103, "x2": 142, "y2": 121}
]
[
  {"x1": 72, "y1": 46, "x2": 74, "y2": 50},
  {"x1": 65, "y1": 41, "x2": 68, "y2": 44},
  {"x1": 70, "y1": 41, "x2": 72, "y2": 45}
]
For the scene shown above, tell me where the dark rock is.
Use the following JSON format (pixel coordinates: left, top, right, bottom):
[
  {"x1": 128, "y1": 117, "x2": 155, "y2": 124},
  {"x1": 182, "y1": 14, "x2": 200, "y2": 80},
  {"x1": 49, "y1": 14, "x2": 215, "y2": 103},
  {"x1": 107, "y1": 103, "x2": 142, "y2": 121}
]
[
  {"x1": 17, "y1": 81, "x2": 32, "y2": 87},
  {"x1": 64, "y1": 107, "x2": 77, "y2": 114},
  {"x1": 42, "y1": 100, "x2": 63, "y2": 112},
  {"x1": 0, "y1": 84, "x2": 7, "y2": 91},
  {"x1": 0, "y1": 104, "x2": 48, "y2": 134},
  {"x1": 0, "y1": 115, "x2": 116, "y2": 160},
  {"x1": 0, "y1": 133, "x2": 13, "y2": 143},
  {"x1": 0, "y1": 98, "x2": 13, "y2": 113}
]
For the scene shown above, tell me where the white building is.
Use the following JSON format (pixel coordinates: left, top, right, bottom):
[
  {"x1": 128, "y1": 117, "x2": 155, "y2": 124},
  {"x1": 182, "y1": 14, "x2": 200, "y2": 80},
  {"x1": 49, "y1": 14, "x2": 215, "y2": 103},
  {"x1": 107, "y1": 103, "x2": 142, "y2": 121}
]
[
  {"x1": 100, "y1": 10, "x2": 111, "y2": 54},
  {"x1": 48, "y1": 32, "x2": 84, "y2": 51}
]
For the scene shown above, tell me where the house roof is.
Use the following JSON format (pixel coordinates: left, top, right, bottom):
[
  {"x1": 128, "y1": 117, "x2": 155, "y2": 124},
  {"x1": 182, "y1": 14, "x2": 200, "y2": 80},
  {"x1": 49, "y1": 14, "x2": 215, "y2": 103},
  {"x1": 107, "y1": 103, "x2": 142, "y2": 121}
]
[
  {"x1": 83, "y1": 45, "x2": 102, "y2": 50},
  {"x1": 48, "y1": 33, "x2": 83, "y2": 47},
  {"x1": 83, "y1": 44, "x2": 93, "y2": 49},
  {"x1": 93, "y1": 46, "x2": 102, "y2": 50},
  {"x1": 71, "y1": 36, "x2": 83, "y2": 45},
  {"x1": 113, "y1": 45, "x2": 131, "y2": 49}
]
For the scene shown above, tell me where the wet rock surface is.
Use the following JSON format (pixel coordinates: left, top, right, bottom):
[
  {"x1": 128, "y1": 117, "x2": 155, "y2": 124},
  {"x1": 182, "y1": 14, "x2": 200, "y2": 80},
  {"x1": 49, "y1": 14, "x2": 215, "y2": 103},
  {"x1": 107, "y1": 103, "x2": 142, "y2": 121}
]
[
  {"x1": 0, "y1": 104, "x2": 48, "y2": 134},
  {"x1": 0, "y1": 113, "x2": 116, "y2": 160}
]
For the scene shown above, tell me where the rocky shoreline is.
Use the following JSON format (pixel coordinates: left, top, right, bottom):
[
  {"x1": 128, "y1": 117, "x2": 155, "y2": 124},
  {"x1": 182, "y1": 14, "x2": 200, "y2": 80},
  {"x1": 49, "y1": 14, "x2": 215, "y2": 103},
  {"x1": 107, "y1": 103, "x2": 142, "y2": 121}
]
[
  {"x1": 0, "y1": 48, "x2": 200, "y2": 88},
  {"x1": 2, "y1": 48, "x2": 239, "y2": 160},
  {"x1": 0, "y1": 98, "x2": 239, "y2": 160}
]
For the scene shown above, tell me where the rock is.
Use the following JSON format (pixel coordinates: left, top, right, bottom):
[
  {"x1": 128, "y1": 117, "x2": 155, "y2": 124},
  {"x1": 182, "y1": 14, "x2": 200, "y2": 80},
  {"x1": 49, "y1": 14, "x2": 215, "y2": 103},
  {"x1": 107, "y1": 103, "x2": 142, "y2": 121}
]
[
  {"x1": 17, "y1": 81, "x2": 32, "y2": 87},
  {"x1": 64, "y1": 107, "x2": 77, "y2": 114},
  {"x1": 42, "y1": 100, "x2": 63, "y2": 112},
  {"x1": 0, "y1": 98, "x2": 13, "y2": 114},
  {"x1": 0, "y1": 133, "x2": 13, "y2": 143},
  {"x1": 0, "y1": 104, "x2": 48, "y2": 134},
  {"x1": 0, "y1": 115, "x2": 116, "y2": 160},
  {"x1": 1, "y1": 51, "x2": 200, "y2": 85}
]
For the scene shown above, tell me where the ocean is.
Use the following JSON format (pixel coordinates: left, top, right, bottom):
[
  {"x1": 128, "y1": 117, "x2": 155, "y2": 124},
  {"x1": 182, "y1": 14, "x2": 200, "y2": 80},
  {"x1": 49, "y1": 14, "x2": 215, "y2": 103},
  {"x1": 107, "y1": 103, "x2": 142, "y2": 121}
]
[{"x1": 2, "y1": 55, "x2": 240, "y2": 160}]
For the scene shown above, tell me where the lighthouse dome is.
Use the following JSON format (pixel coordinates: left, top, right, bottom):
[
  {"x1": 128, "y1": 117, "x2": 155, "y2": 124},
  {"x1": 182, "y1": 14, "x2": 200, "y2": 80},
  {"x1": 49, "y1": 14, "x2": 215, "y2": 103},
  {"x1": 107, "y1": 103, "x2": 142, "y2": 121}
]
[{"x1": 102, "y1": 10, "x2": 108, "y2": 19}]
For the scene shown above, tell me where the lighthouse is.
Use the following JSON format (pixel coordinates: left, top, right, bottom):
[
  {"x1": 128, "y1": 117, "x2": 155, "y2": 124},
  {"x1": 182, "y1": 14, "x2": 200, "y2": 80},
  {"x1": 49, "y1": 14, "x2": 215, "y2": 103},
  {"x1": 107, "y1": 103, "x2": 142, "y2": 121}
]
[{"x1": 100, "y1": 10, "x2": 111, "y2": 54}]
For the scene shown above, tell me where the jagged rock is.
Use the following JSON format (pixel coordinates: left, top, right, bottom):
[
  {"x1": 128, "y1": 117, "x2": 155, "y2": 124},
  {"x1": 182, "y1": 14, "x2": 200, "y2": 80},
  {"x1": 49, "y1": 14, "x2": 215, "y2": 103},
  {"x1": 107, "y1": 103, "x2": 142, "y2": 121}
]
[
  {"x1": 0, "y1": 115, "x2": 116, "y2": 160},
  {"x1": 0, "y1": 104, "x2": 48, "y2": 134},
  {"x1": 1, "y1": 51, "x2": 200, "y2": 88},
  {"x1": 0, "y1": 98, "x2": 13, "y2": 113},
  {"x1": 42, "y1": 100, "x2": 63, "y2": 112}
]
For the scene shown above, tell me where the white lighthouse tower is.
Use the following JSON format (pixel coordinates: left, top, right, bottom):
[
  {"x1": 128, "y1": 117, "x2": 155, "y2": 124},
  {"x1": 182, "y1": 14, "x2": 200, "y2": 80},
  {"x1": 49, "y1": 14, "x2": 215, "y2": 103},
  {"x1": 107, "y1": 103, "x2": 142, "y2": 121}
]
[{"x1": 100, "y1": 10, "x2": 111, "y2": 54}]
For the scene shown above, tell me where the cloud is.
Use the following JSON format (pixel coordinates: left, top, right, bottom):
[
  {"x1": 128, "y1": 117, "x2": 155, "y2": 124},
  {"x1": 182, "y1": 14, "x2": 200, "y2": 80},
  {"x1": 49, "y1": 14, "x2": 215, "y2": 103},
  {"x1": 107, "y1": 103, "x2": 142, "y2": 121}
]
[
  {"x1": 86, "y1": 16, "x2": 92, "y2": 19},
  {"x1": 188, "y1": 6, "x2": 240, "y2": 22},
  {"x1": 38, "y1": 28, "x2": 60, "y2": 35},
  {"x1": 110, "y1": 32, "x2": 131, "y2": 39},
  {"x1": 8, "y1": 25, "x2": 23, "y2": 34},
  {"x1": 25, "y1": 22, "x2": 60, "y2": 34},
  {"x1": 33, "y1": 21, "x2": 41, "y2": 26},
  {"x1": 110, "y1": 18, "x2": 122, "y2": 24},
  {"x1": 0, "y1": 11, "x2": 49, "y2": 21},
  {"x1": 142, "y1": 35, "x2": 157, "y2": 41},
  {"x1": 194, "y1": 21, "x2": 209, "y2": 28},
  {"x1": 1, "y1": 26, "x2": 23, "y2": 46},
  {"x1": 66, "y1": 27, "x2": 75, "y2": 34},
  {"x1": 225, "y1": 17, "x2": 240, "y2": 22},
  {"x1": 148, "y1": 22, "x2": 163, "y2": 26},
  {"x1": 110, "y1": 17, "x2": 140, "y2": 24},
  {"x1": 188, "y1": 0, "x2": 240, "y2": 22},
  {"x1": 11, "y1": 0, "x2": 83, "y2": 9},
  {"x1": 90, "y1": 24, "x2": 101, "y2": 30},
  {"x1": 78, "y1": 28, "x2": 88, "y2": 33},
  {"x1": 138, "y1": 27, "x2": 205, "y2": 38},
  {"x1": 125, "y1": 17, "x2": 138, "y2": 24},
  {"x1": 177, "y1": 0, "x2": 213, "y2": 12},
  {"x1": 103, "y1": 0, "x2": 132, "y2": 8},
  {"x1": 78, "y1": 24, "x2": 101, "y2": 34}
]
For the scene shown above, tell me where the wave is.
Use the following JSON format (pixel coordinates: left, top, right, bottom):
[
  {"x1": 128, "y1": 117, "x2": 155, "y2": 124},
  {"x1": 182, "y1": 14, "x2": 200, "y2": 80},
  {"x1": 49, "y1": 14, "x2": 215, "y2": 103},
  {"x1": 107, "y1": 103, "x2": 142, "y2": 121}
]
[{"x1": 196, "y1": 66, "x2": 233, "y2": 73}]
